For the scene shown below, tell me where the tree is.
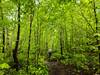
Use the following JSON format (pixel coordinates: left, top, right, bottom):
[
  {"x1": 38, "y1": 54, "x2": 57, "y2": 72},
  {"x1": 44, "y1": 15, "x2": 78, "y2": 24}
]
[
  {"x1": 26, "y1": 0, "x2": 34, "y2": 72},
  {"x1": 0, "y1": 0, "x2": 5, "y2": 53},
  {"x1": 12, "y1": 0, "x2": 21, "y2": 71},
  {"x1": 93, "y1": 0, "x2": 100, "y2": 63}
]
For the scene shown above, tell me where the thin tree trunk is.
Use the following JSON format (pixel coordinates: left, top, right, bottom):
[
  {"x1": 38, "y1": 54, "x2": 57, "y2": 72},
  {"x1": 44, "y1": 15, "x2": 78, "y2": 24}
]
[
  {"x1": 6, "y1": 28, "x2": 10, "y2": 51},
  {"x1": 60, "y1": 27, "x2": 64, "y2": 56},
  {"x1": 93, "y1": 0, "x2": 100, "y2": 63},
  {"x1": 2, "y1": 27, "x2": 5, "y2": 53},
  {"x1": 0, "y1": 0, "x2": 5, "y2": 53},
  {"x1": 26, "y1": 14, "x2": 33, "y2": 73},
  {"x1": 35, "y1": 16, "x2": 41, "y2": 69},
  {"x1": 13, "y1": 1, "x2": 20, "y2": 71}
]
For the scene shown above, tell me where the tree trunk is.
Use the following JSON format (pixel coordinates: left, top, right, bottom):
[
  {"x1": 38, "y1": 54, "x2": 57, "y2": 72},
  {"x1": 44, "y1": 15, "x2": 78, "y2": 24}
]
[
  {"x1": 0, "y1": 0, "x2": 5, "y2": 53},
  {"x1": 60, "y1": 27, "x2": 64, "y2": 56},
  {"x1": 2, "y1": 27, "x2": 5, "y2": 53},
  {"x1": 93, "y1": 0, "x2": 100, "y2": 63},
  {"x1": 13, "y1": 1, "x2": 20, "y2": 71},
  {"x1": 26, "y1": 14, "x2": 33, "y2": 73}
]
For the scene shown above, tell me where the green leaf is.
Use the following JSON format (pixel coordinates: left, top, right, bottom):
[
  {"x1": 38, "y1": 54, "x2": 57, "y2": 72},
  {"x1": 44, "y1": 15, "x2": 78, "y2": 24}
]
[{"x1": 0, "y1": 63, "x2": 10, "y2": 69}]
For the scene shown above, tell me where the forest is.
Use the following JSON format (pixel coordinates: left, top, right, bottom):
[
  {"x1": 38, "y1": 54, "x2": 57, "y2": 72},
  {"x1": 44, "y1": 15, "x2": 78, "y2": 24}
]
[{"x1": 0, "y1": 0, "x2": 100, "y2": 75}]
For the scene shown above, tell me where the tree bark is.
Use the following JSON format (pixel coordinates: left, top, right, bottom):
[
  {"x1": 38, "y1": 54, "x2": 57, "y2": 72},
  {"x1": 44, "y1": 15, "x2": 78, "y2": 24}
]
[
  {"x1": 93, "y1": 0, "x2": 100, "y2": 63},
  {"x1": 26, "y1": 14, "x2": 33, "y2": 73},
  {"x1": 60, "y1": 27, "x2": 64, "y2": 56},
  {"x1": 0, "y1": 0, "x2": 5, "y2": 53},
  {"x1": 13, "y1": 1, "x2": 20, "y2": 71},
  {"x1": 2, "y1": 27, "x2": 5, "y2": 53}
]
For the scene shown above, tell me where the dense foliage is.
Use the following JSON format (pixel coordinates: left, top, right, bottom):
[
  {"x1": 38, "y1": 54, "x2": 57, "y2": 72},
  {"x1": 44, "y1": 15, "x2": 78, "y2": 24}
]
[{"x1": 0, "y1": 0, "x2": 100, "y2": 75}]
